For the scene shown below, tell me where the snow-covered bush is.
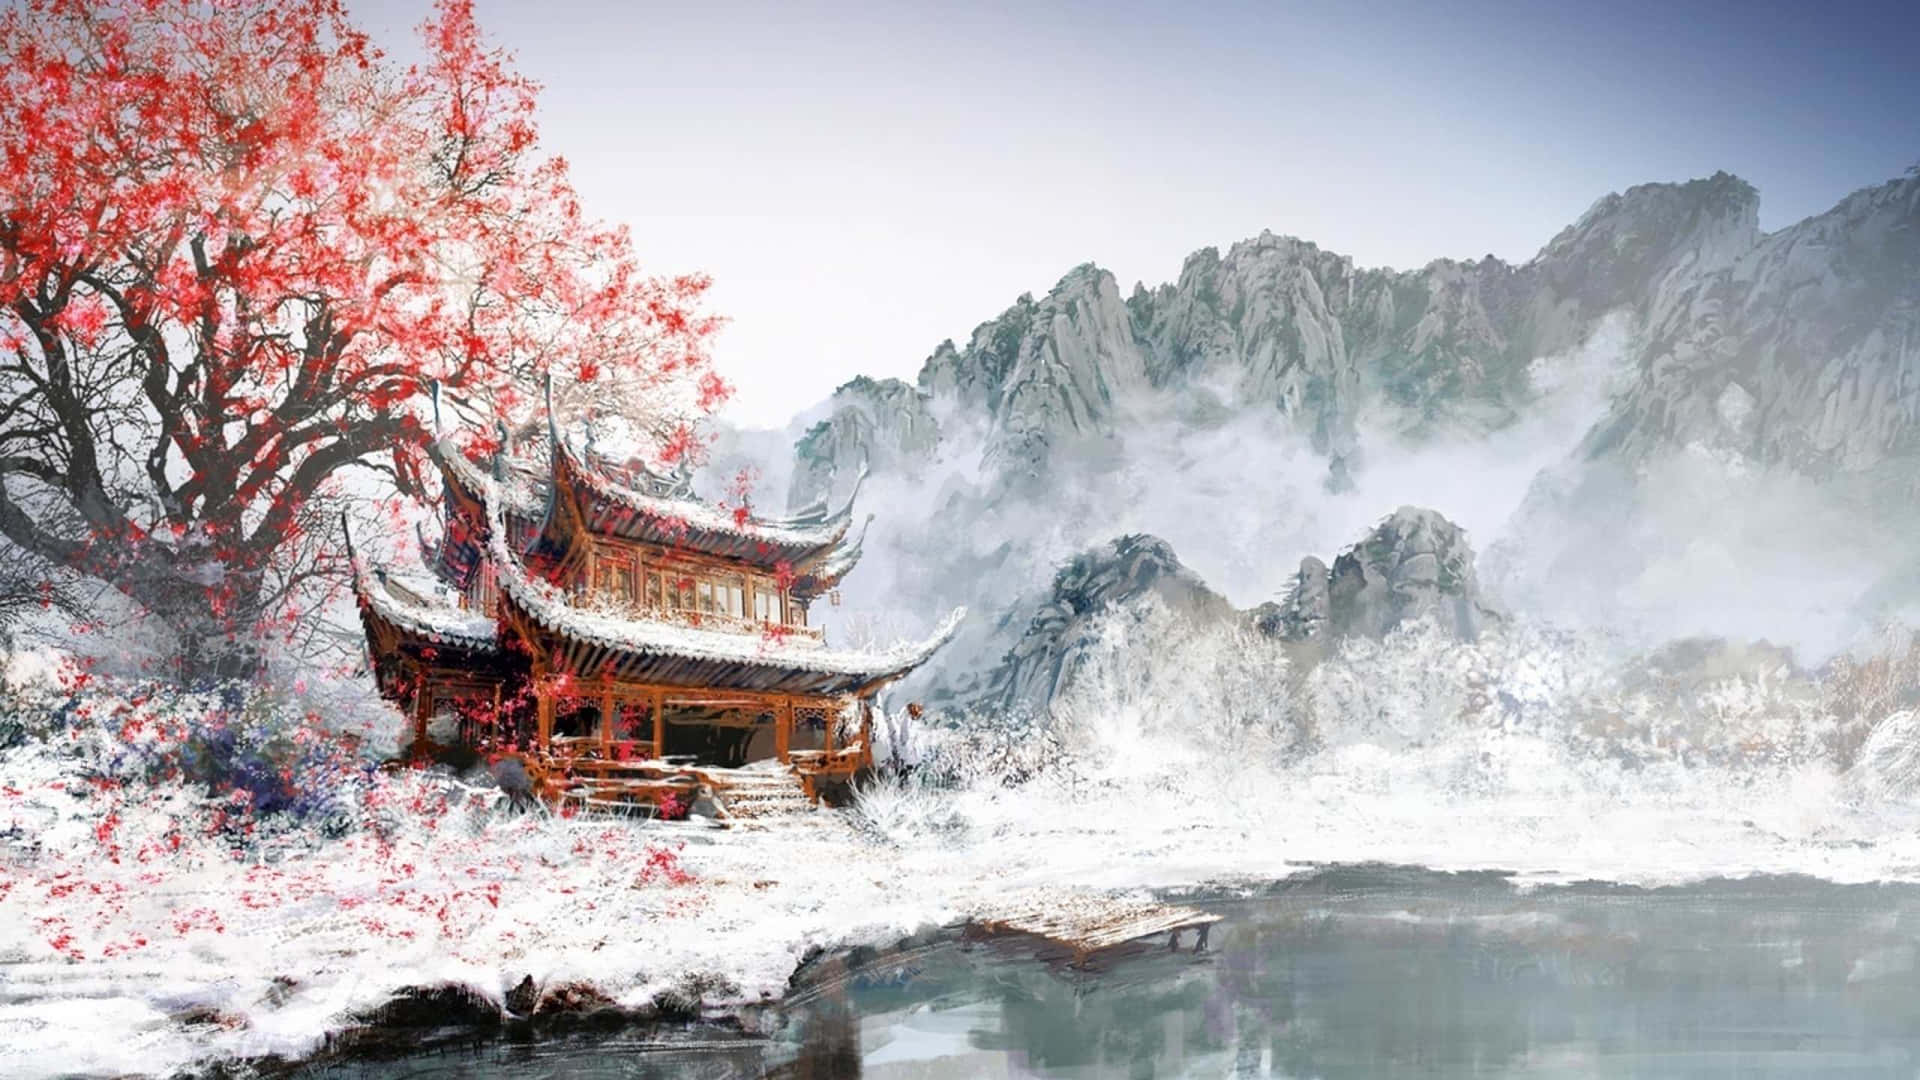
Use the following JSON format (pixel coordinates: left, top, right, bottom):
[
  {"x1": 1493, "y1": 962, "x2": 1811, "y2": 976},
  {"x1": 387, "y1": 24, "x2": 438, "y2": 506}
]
[
  {"x1": 1304, "y1": 617, "x2": 1481, "y2": 751},
  {"x1": 911, "y1": 703, "x2": 1074, "y2": 791},
  {"x1": 1822, "y1": 624, "x2": 1920, "y2": 768},
  {"x1": 1048, "y1": 598, "x2": 1301, "y2": 777},
  {"x1": 5, "y1": 660, "x2": 381, "y2": 830},
  {"x1": 1845, "y1": 709, "x2": 1920, "y2": 802},
  {"x1": 847, "y1": 771, "x2": 972, "y2": 846}
]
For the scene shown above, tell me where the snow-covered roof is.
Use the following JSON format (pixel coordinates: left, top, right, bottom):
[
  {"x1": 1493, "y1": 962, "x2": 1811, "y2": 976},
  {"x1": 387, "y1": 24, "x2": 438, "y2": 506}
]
[
  {"x1": 427, "y1": 427, "x2": 862, "y2": 567},
  {"x1": 351, "y1": 559, "x2": 500, "y2": 653},
  {"x1": 552, "y1": 434, "x2": 853, "y2": 551},
  {"x1": 481, "y1": 477, "x2": 960, "y2": 689},
  {"x1": 427, "y1": 436, "x2": 544, "y2": 514},
  {"x1": 789, "y1": 513, "x2": 873, "y2": 599}
]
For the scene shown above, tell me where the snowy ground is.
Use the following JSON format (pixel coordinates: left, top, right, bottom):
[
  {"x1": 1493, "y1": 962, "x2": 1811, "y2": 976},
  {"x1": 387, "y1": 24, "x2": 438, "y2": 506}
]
[
  {"x1": 9, "y1": 617, "x2": 1920, "y2": 1078},
  {"x1": 11, "y1": 739, "x2": 1920, "y2": 1078}
]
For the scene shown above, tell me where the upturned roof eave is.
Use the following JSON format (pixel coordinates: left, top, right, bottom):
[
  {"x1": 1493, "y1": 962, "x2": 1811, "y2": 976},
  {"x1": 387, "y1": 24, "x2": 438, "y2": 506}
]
[
  {"x1": 350, "y1": 559, "x2": 501, "y2": 655},
  {"x1": 481, "y1": 472, "x2": 961, "y2": 684},
  {"x1": 551, "y1": 434, "x2": 854, "y2": 557}
]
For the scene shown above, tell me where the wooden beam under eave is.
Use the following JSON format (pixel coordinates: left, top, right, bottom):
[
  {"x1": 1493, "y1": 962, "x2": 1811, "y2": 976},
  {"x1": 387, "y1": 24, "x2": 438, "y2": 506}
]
[
  {"x1": 500, "y1": 602, "x2": 547, "y2": 669},
  {"x1": 411, "y1": 686, "x2": 433, "y2": 760}
]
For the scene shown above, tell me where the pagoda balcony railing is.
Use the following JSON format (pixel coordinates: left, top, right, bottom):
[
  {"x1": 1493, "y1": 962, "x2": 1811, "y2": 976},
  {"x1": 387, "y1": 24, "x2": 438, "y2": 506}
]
[{"x1": 570, "y1": 595, "x2": 825, "y2": 643}]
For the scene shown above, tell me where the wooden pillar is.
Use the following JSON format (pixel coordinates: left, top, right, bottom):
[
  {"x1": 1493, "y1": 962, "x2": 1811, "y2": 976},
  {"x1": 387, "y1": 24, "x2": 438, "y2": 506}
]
[
  {"x1": 776, "y1": 696, "x2": 792, "y2": 763},
  {"x1": 535, "y1": 680, "x2": 554, "y2": 755},
  {"x1": 651, "y1": 689, "x2": 665, "y2": 761},
  {"x1": 599, "y1": 689, "x2": 614, "y2": 757},
  {"x1": 411, "y1": 684, "x2": 432, "y2": 759},
  {"x1": 859, "y1": 700, "x2": 874, "y2": 769},
  {"x1": 823, "y1": 699, "x2": 837, "y2": 755}
]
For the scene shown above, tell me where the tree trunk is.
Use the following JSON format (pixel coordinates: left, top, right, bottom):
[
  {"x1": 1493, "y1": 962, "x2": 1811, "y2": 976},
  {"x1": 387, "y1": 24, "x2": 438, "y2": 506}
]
[
  {"x1": 175, "y1": 630, "x2": 264, "y2": 686},
  {"x1": 127, "y1": 558, "x2": 270, "y2": 686}
]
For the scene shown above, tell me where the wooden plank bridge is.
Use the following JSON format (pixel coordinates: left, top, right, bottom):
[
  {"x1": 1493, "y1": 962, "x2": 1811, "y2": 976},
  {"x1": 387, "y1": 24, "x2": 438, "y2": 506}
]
[{"x1": 968, "y1": 889, "x2": 1222, "y2": 965}]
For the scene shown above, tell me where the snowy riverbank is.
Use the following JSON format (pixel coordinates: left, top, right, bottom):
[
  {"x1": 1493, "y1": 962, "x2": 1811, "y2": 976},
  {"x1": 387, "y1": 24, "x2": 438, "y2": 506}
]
[
  {"x1": 13, "y1": 748, "x2": 1920, "y2": 1077},
  {"x1": 12, "y1": 623, "x2": 1920, "y2": 1077}
]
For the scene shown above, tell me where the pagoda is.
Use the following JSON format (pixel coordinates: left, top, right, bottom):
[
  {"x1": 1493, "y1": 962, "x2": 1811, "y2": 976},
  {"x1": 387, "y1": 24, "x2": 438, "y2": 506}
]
[{"x1": 348, "y1": 396, "x2": 961, "y2": 812}]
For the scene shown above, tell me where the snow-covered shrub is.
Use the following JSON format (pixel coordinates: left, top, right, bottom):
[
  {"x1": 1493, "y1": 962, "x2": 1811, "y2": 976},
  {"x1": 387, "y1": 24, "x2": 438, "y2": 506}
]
[
  {"x1": 3, "y1": 658, "x2": 380, "y2": 830},
  {"x1": 1845, "y1": 709, "x2": 1920, "y2": 802},
  {"x1": 1584, "y1": 638, "x2": 1835, "y2": 770},
  {"x1": 1304, "y1": 617, "x2": 1481, "y2": 751},
  {"x1": 1822, "y1": 625, "x2": 1920, "y2": 768},
  {"x1": 167, "y1": 693, "x2": 377, "y2": 825},
  {"x1": 912, "y1": 703, "x2": 1074, "y2": 791},
  {"x1": 848, "y1": 771, "x2": 971, "y2": 846},
  {"x1": 1048, "y1": 599, "x2": 1300, "y2": 777}
]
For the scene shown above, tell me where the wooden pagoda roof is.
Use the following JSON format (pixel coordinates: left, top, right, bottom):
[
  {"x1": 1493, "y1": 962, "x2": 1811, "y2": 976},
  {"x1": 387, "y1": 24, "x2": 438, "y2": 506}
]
[
  {"x1": 351, "y1": 559, "x2": 500, "y2": 652},
  {"x1": 547, "y1": 434, "x2": 856, "y2": 564},
  {"x1": 478, "y1": 480, "x2": 962, "y2": 696},
  {"x1": 424, "y1": 427, "x2": 865, "y2": 572}
]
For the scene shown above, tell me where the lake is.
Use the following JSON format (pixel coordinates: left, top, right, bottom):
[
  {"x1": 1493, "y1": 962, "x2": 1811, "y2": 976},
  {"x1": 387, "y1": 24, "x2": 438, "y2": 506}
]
[{"x1": 313, "y1": 866, "x2": 1920, "y2": 1078}]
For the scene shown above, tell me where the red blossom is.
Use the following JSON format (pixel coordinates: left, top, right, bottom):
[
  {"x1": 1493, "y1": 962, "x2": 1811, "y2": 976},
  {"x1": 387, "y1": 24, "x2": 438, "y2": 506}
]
[{"x1": 0, "y1": 0, "x2": 725, "y2": 671}]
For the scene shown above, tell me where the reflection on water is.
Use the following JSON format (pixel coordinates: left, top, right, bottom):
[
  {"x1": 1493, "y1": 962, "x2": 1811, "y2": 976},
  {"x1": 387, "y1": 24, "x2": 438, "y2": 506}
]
[{"x1": 317, "y1": 868, "x2": 1920, "y2": 1078}]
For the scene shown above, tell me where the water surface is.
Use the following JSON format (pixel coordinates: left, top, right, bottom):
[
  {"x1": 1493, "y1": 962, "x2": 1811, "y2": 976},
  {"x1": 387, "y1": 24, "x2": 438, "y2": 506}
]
[{"x1": 314, "y1": 867, "x2": 1920, "y2": 1078}]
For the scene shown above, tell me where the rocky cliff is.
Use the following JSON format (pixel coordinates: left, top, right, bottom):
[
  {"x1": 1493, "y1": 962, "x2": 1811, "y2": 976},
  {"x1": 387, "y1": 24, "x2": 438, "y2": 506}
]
[
  {"x1": 788, "y1": 171, "x2": 1822, "y2": 509},
  {"x1": 954, "y1": 508, "x2": 1490, "y2": 718},
  {"x1": 1267, "y1": 506, "x2": 1494, "y2": 646},
  {"x1": 941, "y1": 534, "x2": 1231, "y2": 716},
  {"x1": 1581, "y1": 171, "x2": 1920, "y2": 476},
  {"x1": 743, "y1": 168, "x2": 1920, "y2": 686}
]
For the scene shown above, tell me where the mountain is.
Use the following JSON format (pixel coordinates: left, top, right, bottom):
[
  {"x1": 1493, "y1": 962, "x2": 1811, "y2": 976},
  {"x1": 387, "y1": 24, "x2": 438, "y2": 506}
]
[
  {"x1": 1492, "y1": 171, "x2": 1920, "y2": 649},
  {"x1": 1261, "y1": 506, "x2": 1495, "y2": 646},
  {"x1": 729, "y1": 169, "x2": 1920, "y2": 688},
  {"x1": 790, "y1": 171, "x2": 1792, "y2": 508},
  {"x1": 1582, "y1": 171, "x2": 1920, "y2": 475},
  {"x1": 941, "y1": 534, "x2": 1231, "y2": 716},
  {"x1": 945, "y1": 508, "x2": 1491, "y2": 718}
]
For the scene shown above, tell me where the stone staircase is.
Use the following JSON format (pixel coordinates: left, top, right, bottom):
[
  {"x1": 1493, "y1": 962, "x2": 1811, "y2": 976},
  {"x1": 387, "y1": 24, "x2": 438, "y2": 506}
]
[{"x1": 697, "y1": 764, "x2": 815, "y2": 822}]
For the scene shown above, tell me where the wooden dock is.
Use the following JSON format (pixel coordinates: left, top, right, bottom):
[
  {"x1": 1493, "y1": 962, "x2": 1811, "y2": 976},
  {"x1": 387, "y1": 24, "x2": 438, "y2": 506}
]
[{"x1": 969, "y1": 889, "x2": 1222, "y2": 964}]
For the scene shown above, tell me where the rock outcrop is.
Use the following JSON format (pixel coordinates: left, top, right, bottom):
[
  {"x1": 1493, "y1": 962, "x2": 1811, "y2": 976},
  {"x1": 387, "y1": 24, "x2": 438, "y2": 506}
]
[
  {"x1": 953, "y1": 507, "x2": 1489, "y2": 717},
  {"x1": 1327, "y1": 507, "x2": 1490, "y2": 642},
  {"x1": 1581, "y1": 170, "x2": 1920, "y2": 476},
  {"x1": 961, "y1": 534, "x2": 1232, "y2": 716},
  {"x1": 1268, "y1": 508, "x2": 1492, "y2": 644},
  {"x1": 788, "y1": 376, "x2": 939, "y2": 507}
]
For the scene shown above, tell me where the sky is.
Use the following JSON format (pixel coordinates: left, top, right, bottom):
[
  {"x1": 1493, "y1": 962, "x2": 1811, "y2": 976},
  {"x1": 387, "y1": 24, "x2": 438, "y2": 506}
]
[{"x1": 358, "y1": 0, "x2": 1920, "y2": 429}]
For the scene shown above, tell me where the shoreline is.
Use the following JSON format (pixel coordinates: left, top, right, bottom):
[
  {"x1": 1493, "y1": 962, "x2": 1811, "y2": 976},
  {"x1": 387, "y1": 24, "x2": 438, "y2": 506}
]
[{"x1": 197, "y1": 865, "x2": 1920, "y2": 1078}]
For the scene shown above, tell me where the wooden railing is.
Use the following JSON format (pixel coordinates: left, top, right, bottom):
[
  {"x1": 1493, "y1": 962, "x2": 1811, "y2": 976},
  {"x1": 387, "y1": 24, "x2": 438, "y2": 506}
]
[
  {"x1": 564, "y1": 594, "x2": 825, "y2": 642},
  {"x1": 786, "y1": 741, "x2": 869, "y2": 803}
]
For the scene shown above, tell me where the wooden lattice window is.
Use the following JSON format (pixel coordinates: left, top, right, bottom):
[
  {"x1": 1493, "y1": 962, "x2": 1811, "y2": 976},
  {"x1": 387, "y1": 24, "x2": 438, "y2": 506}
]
[
  {"x1": 467, "y1": 561, "x2": 498, "y2": 613},
  {"x1": 790, "y1": 704, "x2": 830, "y2": 751},
  {"x1": 715, "y1": 578, "x2": 745, "y2": 619},
  {"x1": 593, "y1": 554, "x2": 635, "y2": 604},
  {"x1": 753, "y1": 582, "x2": 779, "y2": 624}
]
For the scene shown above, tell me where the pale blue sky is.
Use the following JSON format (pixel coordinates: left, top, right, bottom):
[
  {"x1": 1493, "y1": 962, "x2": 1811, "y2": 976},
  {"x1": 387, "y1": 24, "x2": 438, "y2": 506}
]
[{"x1": 361, "y1": 0, "x2": 1920, "y2": 427}]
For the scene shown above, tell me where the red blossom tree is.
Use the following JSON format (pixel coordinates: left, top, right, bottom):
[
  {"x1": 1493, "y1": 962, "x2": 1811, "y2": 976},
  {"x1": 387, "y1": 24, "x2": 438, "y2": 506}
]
[{"x1": 0, "y1": 0, "x2": 722, "y2": 680}]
